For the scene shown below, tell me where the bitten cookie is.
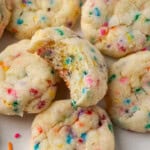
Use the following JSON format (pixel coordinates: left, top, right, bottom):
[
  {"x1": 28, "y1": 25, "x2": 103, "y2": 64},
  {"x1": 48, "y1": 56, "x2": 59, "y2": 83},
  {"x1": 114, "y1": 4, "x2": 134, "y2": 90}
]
[
  {"x1": 31, "y1": 100, "x2": 115, "y2": 150},
  {"x1": 106, "y1": 51, "x2": 150, "y2": 132},
  {"x1": 0, "y1": 0, "x2": 12, "y2": 38},
  {"x1": 0, "y1": 40, "x2": 57, "y2": 116},
  {"x1": 81, "y1": 0, "x2": 150, "y2": 58},
  {"x1": 29, "y1": 26, "x2": 108, "y2": 108},
  {"x1": 7, "y1": 0, "x2": 83, "y2": 39}
]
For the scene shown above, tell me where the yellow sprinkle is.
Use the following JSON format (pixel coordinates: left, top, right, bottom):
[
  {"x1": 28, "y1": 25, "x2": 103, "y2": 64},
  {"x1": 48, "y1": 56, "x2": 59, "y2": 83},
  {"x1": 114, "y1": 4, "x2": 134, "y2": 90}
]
[
  {"x1": 126, "y1": 33, "x2": 133, "y2": 43},
  {"x1": 49, "y1": 90, "x2": 55, "y2": 97},
  {"x1": 57, "y1": 144, "x2": 63, "y2": 148},
  {"x1": 2, "y1": 100, "x2": 12, "y2": 108},
  {"x1": 33, "y1": 16, "x2": 38, "y2": 22},
  {"x1": 20, "y1": 3, "x2": 26, "y2": 8},
  {"x1": 113, "y1": 99, "x2": 121, "y2": 104}
]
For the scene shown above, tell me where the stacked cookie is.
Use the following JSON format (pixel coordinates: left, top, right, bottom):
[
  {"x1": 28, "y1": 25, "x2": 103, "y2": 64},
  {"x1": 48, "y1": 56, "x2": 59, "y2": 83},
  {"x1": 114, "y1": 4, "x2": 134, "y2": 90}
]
[{"x1": 0, "y1": 0, "x2": 150, "y2": 150}]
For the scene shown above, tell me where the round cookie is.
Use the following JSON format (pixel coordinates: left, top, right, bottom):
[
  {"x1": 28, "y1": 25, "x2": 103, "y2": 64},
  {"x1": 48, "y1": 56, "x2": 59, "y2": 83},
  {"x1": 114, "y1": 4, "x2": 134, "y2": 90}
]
[
  {"x1": 106, "y1": 51, "x2": 150, "y2": 132},
  {"x1": 0, "y1": 0, "x2": 12, "y2": 38},
  {"x1": 0, "y1": 41, "x2": 57, "y2": 116},
  {"x1": 81, "y1": 0, "x2": 150, "y2": 58},
  {"x1": 31, "y1": 100, "x2": 115, "y2": 150},
  {"x1": 7, "y1": 0, "x2": 84, "y2": 39},
  {"x1": 29, "y1": 26, "x2": 108, "y2": 108}
]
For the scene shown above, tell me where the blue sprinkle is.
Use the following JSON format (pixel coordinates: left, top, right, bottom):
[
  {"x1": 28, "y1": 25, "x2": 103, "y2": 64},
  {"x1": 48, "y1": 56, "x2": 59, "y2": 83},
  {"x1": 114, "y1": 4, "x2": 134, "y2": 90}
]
[
  {"x1": 80, "y1": 133, "x2": 87, "y2": 141},
  {"x1": 65, "y1": 56, "x2": 74, "y2": 65},
  {"x1": 82, "y1": 88, "x2": 88, "y2": 94},
  {"x1": 66, "y1": 134, "x2": 73, "y2": 144},
  {"x1": 93, "y1": 7, "x2": 101, "y2": 17},
  {"x1": 83, "y1": 71, "x2": 88, "y2": 76},
  {"x1": 34, "y1": 143, "x2": 40, "y2": 150},
  {"x1": 123, "y1": 99, "x2": 131, "y2": 105},
  {"x1": 27, "y1": 1, "x2": 32, "y2": 4},
  {"x1": 41, "y1": 16, "x2": 47, "y2": 22},
  {"x1": 17, "y1": 18, "x2": 24, "y2": 25}
]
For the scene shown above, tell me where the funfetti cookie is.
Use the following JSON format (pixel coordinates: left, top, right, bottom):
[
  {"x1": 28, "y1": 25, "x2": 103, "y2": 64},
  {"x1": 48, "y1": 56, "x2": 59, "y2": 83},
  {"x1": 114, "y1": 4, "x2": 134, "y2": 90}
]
[
  {"x1": 7, "y1": 0, "x2": 83, "y2": 39},
  {"x1": 81, "y1": 0, "x2": 150, "y2": 58},
  {"x1": 0, "y1": 0, "x2": 12, "y2": 38},
  {"x1": 29, "y1": 26, "x2": 108, "y2": 108},
  {"x1": 31, "y1": 100, "x2": 115, "y2": 150},
  {"x1": 0, "y1": 40, "x2": 57, "y2": 116},
  {"x1": 106, "y1": 51, "x2": 150, "y2": 132}
]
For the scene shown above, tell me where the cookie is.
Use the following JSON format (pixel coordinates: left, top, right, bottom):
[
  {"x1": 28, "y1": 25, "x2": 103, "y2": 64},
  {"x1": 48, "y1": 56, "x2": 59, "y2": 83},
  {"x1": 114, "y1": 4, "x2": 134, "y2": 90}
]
[
  {"x1": 7, "y1": 0, "x2": 83, "y2": 39},
  {"x1": 31, "y1": 100, "x2": 115, "y2": 150},
  {"x1": 106, "y1": 51, "x2": 150, "y2": 132},
  {"x1": 81, "y1": 0, "x2": 150, "y2": 58},
  {"x1": 29, "y1": 26, "x2": 108, "y2": 108},
  {"x1": 0, "y1": 40, "x2": 57, "y2": 116},
  {"x1": 0, "y1": 0, "x2": 12, "y2": 38}
]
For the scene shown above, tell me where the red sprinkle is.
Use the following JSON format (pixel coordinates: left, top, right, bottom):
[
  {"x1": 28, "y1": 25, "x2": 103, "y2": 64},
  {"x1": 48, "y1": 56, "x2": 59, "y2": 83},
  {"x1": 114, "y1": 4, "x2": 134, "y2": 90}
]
[
  {"x1": 7, "y1": 88, "x2": 17, "y2": 97},
  {"x1": 29, "y1": 88, "x2": 39, "y2": 95},
  {"x1": 14, "y1": 133, "x2": 21, "y2": 139},
  {"x1": 37, "y1": 100, "x2": 46, "y2": 109},
  {"x1": 78, "y1": 138, "x2": 83, "y2": 143},
  {"x1": 85, "y1": 110, "x2": 93, "y2": 115}
]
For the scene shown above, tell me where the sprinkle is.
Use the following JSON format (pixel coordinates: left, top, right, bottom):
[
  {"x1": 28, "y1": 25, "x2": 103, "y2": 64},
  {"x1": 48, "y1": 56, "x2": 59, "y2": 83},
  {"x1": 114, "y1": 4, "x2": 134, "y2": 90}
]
[
  {"x1": 65, "y1": 56, "x2": 74, "y2": 65},
  {"x1": 82, "y1": 87, "x2": 88, "y2": 94},
  {"x1": 66, "y1": 134, "x2": 73, "y2": 144},
  {"x1": 108, "y1": 123, "x2": 113, "y2": 132},
  {"x1": 17, "y1": 18, "x2": 24, "y2": 25},
  {"x1": 93, "y1": 7, "x2": 101, "y2": 17},
  {"x1": 134, "y1": 87, "x2": 143, "y2": 93},
  {"x1": 85, "y1": 110, "x2": 93, "y2": 115},
  {"x1": 134, "y1": 13, "x2": 141, "y2": 21},
  {"x1": 83, "y1": 71, "x2": 88, "y2": 76},
  {"x1": 131, "y1": 106, "x2": 139, "y2": 112},
  {"x1": 13, "y1": 101, "x2": 19, "y2": 107},
  {"x1": 71, "y1": 100, "x2": 77, "y2": 110},
  {"x1": 146, "y1": 35, "x2": 150, "y2": 41},
  {"x1": 55, "y1": 28, "x2": 64, "y2": 36},
  {"x1": 108, "y1": 74, "x2": 116, "y2": 83},
  {"x1": 34, "y1": 143, "x2": 40, "y2": 150},
  {"x1": 40, "y1": 16, "x2": 47, "y2": 22},
  {"x1": 145, "y1": 18, "x2": 150, "y2": 22},
  {"x1": 7, "y1": 88, "x2": 17, "y2": 97},
  {"x1": 145, "y1": 124, "x2": 150, "y2": 129},
  {"x1": 80, "y1": 133, "x2": 87, "y2": 141},
  {"x1": 78, "y1": 138, "x2": 83, "y2": 143},
  {"x1": 29, "y1": 88, "x2": 39, "y2": 95},
  {"x1": 37, "y1": 127, "x2": 43, "y2": 134},
  {"x1": 123, "y1": 99, "x2": 131, "y2": 105},
  {"x1": 37, "y1": 100, "x2": 46, "y2": 109},
  {"x1": 90, "y1": 48, "x2": 95, "y2": 53},
  {"x1": 119, "y1": 77, "x2": 128, "y2": 84},
  {"x1": 148, "y1": 112, "x2": 150, "y2": 118},
  {"x1": 85, "y1": 76, "x2": 94, "y2": 86},
  {"x1": 8, "y1": 142, "x2": 13, "y2": 150},
  {"x1": 99, "y1": 27, "x2": 108, "y2": 36},
  {"x1": 14, "y1": 133, "x2": 21, "y2": 139}
]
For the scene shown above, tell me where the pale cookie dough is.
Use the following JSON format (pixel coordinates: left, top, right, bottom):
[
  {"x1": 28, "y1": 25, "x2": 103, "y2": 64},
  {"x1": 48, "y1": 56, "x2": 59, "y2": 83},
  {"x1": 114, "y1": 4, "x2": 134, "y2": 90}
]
[
  {"x1": 0, "y1": 0, "x2": 12, "y2": 38},
  {"x1": 106, "y1": 51, "x2": 150, "y2": 132},
  {"x1": 29, "y1": 26, "x2": 108, "y2": 108},
  {"x1": 7, "y1": 0, "x2": 84, "y2": 39},
  {"x1": 31, "y1": 100, "x2": 115, "y2": 150},
  {"x1": 0, "y1": 41, "x2": 57, "y2": 116},
  {"x1": 81, "y1": 0, "x2": 150, "y2": 58}
]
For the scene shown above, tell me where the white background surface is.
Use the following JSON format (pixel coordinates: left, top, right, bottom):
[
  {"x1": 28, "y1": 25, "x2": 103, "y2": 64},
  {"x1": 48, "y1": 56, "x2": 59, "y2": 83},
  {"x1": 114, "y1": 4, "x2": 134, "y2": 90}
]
[{"x1": 0, "y1": 31, "x2": 150, "y2": 150}]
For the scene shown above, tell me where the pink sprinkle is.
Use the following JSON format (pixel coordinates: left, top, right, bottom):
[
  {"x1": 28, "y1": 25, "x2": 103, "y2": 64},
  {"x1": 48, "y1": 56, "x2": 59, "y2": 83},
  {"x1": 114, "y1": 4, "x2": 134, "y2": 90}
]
[
  {"x1": 85, "y1": 76, "x2": 94, "y2": 87},
  {"x1": 141, "y1": 47, "x2": 147, "y2": 51},
  {"x1": 29, "y1": 88, "x2": 39, "y2": 95},
  {"x1": 103, "y1": 22, "x2": 108, "y2": 27},
  {"x1": 99, "y1": 27, "x2": 108, "y2": 36},
  {"x1": 119, "y1": 77, "x2": 128, "y2": 84},
  {"x1": 14, "y1": 133, "x2": 21, "y2": 139}
]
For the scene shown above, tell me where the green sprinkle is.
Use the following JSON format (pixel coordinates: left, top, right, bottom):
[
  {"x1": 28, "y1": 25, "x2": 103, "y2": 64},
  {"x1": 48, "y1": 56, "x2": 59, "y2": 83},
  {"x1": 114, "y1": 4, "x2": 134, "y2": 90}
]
[
  {"x1": 132, "y1": 106, "x2": 139, "y2": 112},
  {"x1": 89, "y1": 11, "x2": 93, "y2": 15},
  {"x1": 134, "y1": 13, "x2": 141, "y2": 21},
  {"x1": 13, "y1": 101, "x2": 19, "y2": 107},
  {"x1": 71, "y1": 100, "x2": 77, "y2": 110},
  {"x1": 83, "y1": 71, "x2": 88, "y2": 76},
  {"x1": 148, "y1": 112, "x2": 150, "y2": 118},
  {"x1": 108, "y1": 124, "x2": 113, "y2": 132},
  {"x1": 134, "y1": 87, "x2": 143, "y2": 93},
  {"x1": 90, "y1": 48, "x2": 95, "y2": 53},
  {"x1": 108, "y1": 74, "x2": 116, "y2": 83},
  {"x1": 145, "y1": 18, "x2": 150, "y2": 22},
  {"x1": 55, "y1": 28, "x2": 64, "y2": 36},
  {"x1": 146, "y1": 35, "x2": 150, "y2": 41},
  {"x1": 145, "y1": 123, "x2": 150, "y2": 129}
]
